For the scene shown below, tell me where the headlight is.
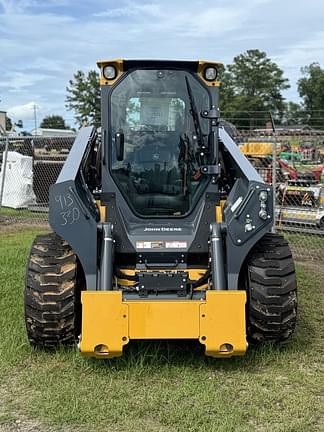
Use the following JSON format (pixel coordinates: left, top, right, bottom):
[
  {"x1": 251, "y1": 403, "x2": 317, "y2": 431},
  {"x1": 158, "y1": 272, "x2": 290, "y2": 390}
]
[
  {"x1": 103, "y1": 65, "x2": 117, "y2": 80},
  {"x1": 204, "y1": 67, "x2": 217, "y2": 81}
]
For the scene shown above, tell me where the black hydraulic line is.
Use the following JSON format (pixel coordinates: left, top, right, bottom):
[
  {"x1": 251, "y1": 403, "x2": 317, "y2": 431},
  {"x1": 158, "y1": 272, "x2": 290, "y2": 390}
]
[
  {"x1": 115, "y1": 269, "x2": 139, "y2": 282},
  {"x1": 100, "y1": 223, "x2": 114, "y2": 290},
  {"x1": 185, "y1": 76, "x2": 204, "y2": 146},
  {"x1": 210, "y1": 223, "x2": 226, "y2": 290},
  {"x1": 191, "y1": 271, "x2": 210, "y2": 289}
]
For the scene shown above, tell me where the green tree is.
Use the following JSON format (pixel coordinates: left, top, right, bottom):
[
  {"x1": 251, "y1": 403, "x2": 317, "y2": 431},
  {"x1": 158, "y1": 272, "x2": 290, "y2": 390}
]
[
  {"x1": 220, "y1": 49, "x2": 290, "y2": 128},
  {"x1": 298, "y1": 63, "x2": 324, "y2": 128},
  {"x1": 5, "y1": 116, "x2": 12, "y2": 131},
  {"x1": 281, "y1": 101, "x2": 305, "y2": 126},
  {"x1": 40, "y1": 115, "x2": 68, "y2": 129},
  {"x1": 66, "y1": 70, "x2": 101, "y2": 128}
]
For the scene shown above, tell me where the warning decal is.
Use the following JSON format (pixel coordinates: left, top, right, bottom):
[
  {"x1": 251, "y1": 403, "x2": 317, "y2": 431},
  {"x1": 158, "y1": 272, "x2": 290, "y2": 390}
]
[
  {"x1": 165, "y1": 241, "x2": 187, "y2": 249},
  {"x1": 136, "y1": 241, "x2": 164, "y2": 249},
  {"x1": 136, "y1": 240, "x2": 187, "y2": 249}
]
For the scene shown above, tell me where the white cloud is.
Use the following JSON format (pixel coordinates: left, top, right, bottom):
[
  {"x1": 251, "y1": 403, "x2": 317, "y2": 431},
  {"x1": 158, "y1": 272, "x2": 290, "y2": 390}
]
[
  {"x1": 274, "y1": 31, "x2": 324, "y2": 70},
  {"x1": 93, "y1": 2, "x2": 168, "y2": 19},
  {"x1": 271, "y1": 30, "x2": 324, "y2": 100},
  {"x1": 1, "y1": 0, "x2": 324, "y2": 129},
  {"x1": 6, "y1": 100, "x2": 70, "y2": 128},
  {"x1": 0, "y1": 0, "x2": 24, "y2": 14},
  {"x1": 0, "y1": 72, "x2": 48, "y2": 91},
  {"x1": 93, "y1": 2, "x2": 245, "y2": 38},
  {"x1": 93, "y1": 6, "x2": 137, "y2": 18},
  {"x1": 7, "y1": 101, "x2": 40, "y2": 120},
  {"x1": 0, "y1": 0, "x2": 69, "y2": 14}
]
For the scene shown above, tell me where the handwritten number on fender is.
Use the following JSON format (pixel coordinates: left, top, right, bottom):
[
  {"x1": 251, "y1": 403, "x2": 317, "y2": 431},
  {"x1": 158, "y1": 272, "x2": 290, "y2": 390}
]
[
  {"x1": 60, "y1": 208, "x2": 80, "y2": 226},
  {"x1": 56, "y1": 194, "x2": 80, "y2": 226}
]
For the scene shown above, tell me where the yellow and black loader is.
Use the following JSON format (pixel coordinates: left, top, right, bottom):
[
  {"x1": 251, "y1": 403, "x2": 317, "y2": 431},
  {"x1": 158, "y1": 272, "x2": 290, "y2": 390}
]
[{"x1": 25, "y1": 59, "x2": 297, "y2": 358}]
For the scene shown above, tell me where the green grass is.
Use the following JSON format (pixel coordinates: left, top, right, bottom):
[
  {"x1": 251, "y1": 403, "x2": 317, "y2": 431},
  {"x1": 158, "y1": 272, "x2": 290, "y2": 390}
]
[
  {"x1": 280, "y1": 231, "x2": 324, "y2": 261},
  {"x1": 278, "y1": 230, "x2": 324, "y2": 263},
  {"x1": 0, "y1": 228, "x2": 323, "y2": 432},
  {"x1": 0, "y1": 207, "x2": 42, "y2": 219}
]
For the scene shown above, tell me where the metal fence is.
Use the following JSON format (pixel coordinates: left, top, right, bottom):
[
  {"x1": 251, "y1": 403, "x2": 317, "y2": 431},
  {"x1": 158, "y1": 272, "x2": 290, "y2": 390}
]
[
  {"x1": 226, "y1": 112, "x2": 324, "y2": 262},
  {"x1": 0, "y1": 135, "x2": 75, "y2": 225},
  {"x1": 1, "y1": 123, "x2": 323, "y2": 261}
]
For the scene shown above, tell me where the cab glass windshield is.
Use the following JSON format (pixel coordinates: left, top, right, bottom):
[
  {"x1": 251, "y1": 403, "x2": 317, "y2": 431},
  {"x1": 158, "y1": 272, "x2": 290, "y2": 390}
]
[{"x1": 110, "y1": 69, "x2": 210, "y2": 216}]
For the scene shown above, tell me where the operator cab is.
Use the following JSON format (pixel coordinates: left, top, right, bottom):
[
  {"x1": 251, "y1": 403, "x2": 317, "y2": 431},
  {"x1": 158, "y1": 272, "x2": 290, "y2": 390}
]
[{"x1": 99, "y1": 59, "x2": 221, "y2": 217}]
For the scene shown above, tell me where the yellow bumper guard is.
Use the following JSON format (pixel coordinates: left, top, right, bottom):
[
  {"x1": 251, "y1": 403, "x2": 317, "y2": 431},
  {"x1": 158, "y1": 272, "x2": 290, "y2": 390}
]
[{"x1": 80, "y1": 290, "x2": 247, "y2": 358}]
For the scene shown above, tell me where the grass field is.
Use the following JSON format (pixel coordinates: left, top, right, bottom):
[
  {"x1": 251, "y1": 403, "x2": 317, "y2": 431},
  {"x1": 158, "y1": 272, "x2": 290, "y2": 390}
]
[
  {"x1": 0, "y1": 228, "x2": 323, "y2": 432},
  {"x1": 281, "y1": 231, "x2": 324, "y2": 262}
]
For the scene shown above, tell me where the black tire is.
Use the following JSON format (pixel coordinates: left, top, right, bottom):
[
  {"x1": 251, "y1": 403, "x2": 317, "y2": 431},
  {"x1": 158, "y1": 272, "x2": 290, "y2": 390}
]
[
  {"x1": 319, "y1": 218, "x2": 324, "y2": 230},
  {"x1": 246, "y1": 233, "x2": 297, "y2": 344},
  {"x1": 25, "y1": 233, "x2": 81, "y2": 348}
]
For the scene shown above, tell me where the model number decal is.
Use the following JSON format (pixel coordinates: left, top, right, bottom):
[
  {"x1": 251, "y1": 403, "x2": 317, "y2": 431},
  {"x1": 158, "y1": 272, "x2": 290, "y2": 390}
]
[{"x1": 230, "y1": 196, "x2": 243, "y2": 213}]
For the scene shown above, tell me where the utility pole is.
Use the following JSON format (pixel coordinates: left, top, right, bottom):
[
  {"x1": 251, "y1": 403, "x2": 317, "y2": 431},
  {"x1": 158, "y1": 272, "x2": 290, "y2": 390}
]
[
  {"x1": 0, "y1": 124, "x2": 9, "y2": 210},
  {"x1": 270, "y1": 112, "x2": 277, "y2": 234},
  {"x1": 33, "y1": 104, "x2": 37, "y2": 136}
]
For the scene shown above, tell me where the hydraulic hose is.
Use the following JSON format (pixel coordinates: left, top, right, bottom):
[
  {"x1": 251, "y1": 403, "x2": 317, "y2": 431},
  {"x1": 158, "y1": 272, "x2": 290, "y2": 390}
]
[
  {"x1": 191, "y1": 271, "x2": 210, "y2": 289},
  {"x1": 115, "y1": 269, "x2": 139, "y2": 282}
]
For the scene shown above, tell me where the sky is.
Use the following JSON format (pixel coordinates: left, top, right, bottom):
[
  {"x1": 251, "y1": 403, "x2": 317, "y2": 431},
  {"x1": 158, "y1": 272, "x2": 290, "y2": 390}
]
[{"x1": 0, "y1": 0, "x2": 324, "y2": 131}]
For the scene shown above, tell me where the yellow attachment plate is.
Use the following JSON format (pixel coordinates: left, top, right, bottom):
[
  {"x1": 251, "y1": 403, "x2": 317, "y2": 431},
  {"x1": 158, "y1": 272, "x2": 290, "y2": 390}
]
[
  {"x1": 200, "y1": 291, "x2": 247, "y2": 357},
  {"x1": 128, "y1": 301, "x2": 200, "y2": 339},
  {"x1": 80, "y1": 290, "x2": 247, "y2": 359},
  {"x1": 80, "y1": 291, "x2": 128, "y2": 358}
]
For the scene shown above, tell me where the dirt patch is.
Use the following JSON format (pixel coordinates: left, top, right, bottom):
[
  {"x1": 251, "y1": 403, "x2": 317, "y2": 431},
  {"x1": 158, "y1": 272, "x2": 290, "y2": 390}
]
[
  {"x1": 0, "y1": 219, "x2": 49, "y2": 233},
  {"x1": 0, "y1": 418, "x2": 84, "y2": 432},
  {"x1": 0, "y1": 384, "x2": 82, "y2": 432},
  {"x1": 0, "y1": 383, "x2": 56, "y2": 432},
  {"x1": 0, "y1": 417, "x2": 57, "y2": 432}
]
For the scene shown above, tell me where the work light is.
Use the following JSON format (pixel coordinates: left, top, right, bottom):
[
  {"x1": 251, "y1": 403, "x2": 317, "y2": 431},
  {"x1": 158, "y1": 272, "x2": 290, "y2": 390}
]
[
  {"x1": 103, "y1": 65, "x2": 117, "y2": 80},
  {"x1": 204, "y1": 67, "x2": 217, "y2": 81}
]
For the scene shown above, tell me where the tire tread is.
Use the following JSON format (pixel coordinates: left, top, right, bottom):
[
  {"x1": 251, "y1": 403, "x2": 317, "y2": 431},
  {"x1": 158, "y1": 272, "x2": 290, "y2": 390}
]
[
  {"x1": 25, "y1": 233, "x2": 79, "y2": 348},
  {"x1": 246, "y1": 233, "x2": 297, "y2": 343}
]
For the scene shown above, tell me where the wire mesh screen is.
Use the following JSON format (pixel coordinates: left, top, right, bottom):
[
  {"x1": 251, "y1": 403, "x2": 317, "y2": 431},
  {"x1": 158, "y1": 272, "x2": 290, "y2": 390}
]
[
  {"x1": 1, "y1": 117, "x2": 323, "y2": 262},
  {"x1": 224, "y1": 111, "x2": 324, "y2": 262},
  {"x1": 0, "y1": 135, "x2": 75, "y2": 227}
]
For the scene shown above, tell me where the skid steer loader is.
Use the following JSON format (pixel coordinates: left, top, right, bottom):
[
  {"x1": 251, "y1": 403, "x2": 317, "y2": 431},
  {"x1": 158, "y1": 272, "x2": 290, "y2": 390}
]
[{"x1": 25, "y1": 59, "x2": 297, "y2": 358}]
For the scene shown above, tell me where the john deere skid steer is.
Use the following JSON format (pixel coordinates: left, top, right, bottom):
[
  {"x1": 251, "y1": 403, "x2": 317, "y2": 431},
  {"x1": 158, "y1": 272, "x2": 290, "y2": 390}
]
[{"x1": 25, "y1": 59, "x2": 297, "y2": 358}]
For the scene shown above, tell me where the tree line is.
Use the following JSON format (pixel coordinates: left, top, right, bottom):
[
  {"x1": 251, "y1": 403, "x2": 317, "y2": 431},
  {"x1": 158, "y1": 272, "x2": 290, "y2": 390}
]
[
  {"x1": 8, "y1": 49, "x2": 322, "y2": 132},
  {"x1": 66, "y1": 49, "x2": 324, "y2": 130},
  {"x1": 219, "y1": 50, "x2": 324, "y2": 129},
  {"x1": 5, "y1": 114, "x2": 70, "y2": 132}
]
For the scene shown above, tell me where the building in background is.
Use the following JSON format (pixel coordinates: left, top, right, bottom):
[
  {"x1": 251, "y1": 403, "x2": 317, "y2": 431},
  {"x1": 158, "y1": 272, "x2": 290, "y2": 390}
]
[
  {"x1": 0, "y1": 111, "x2": 6, "y2": 134},
  {"x1": 30, "y1": 128, "x2": 76, "y2": 137}
]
